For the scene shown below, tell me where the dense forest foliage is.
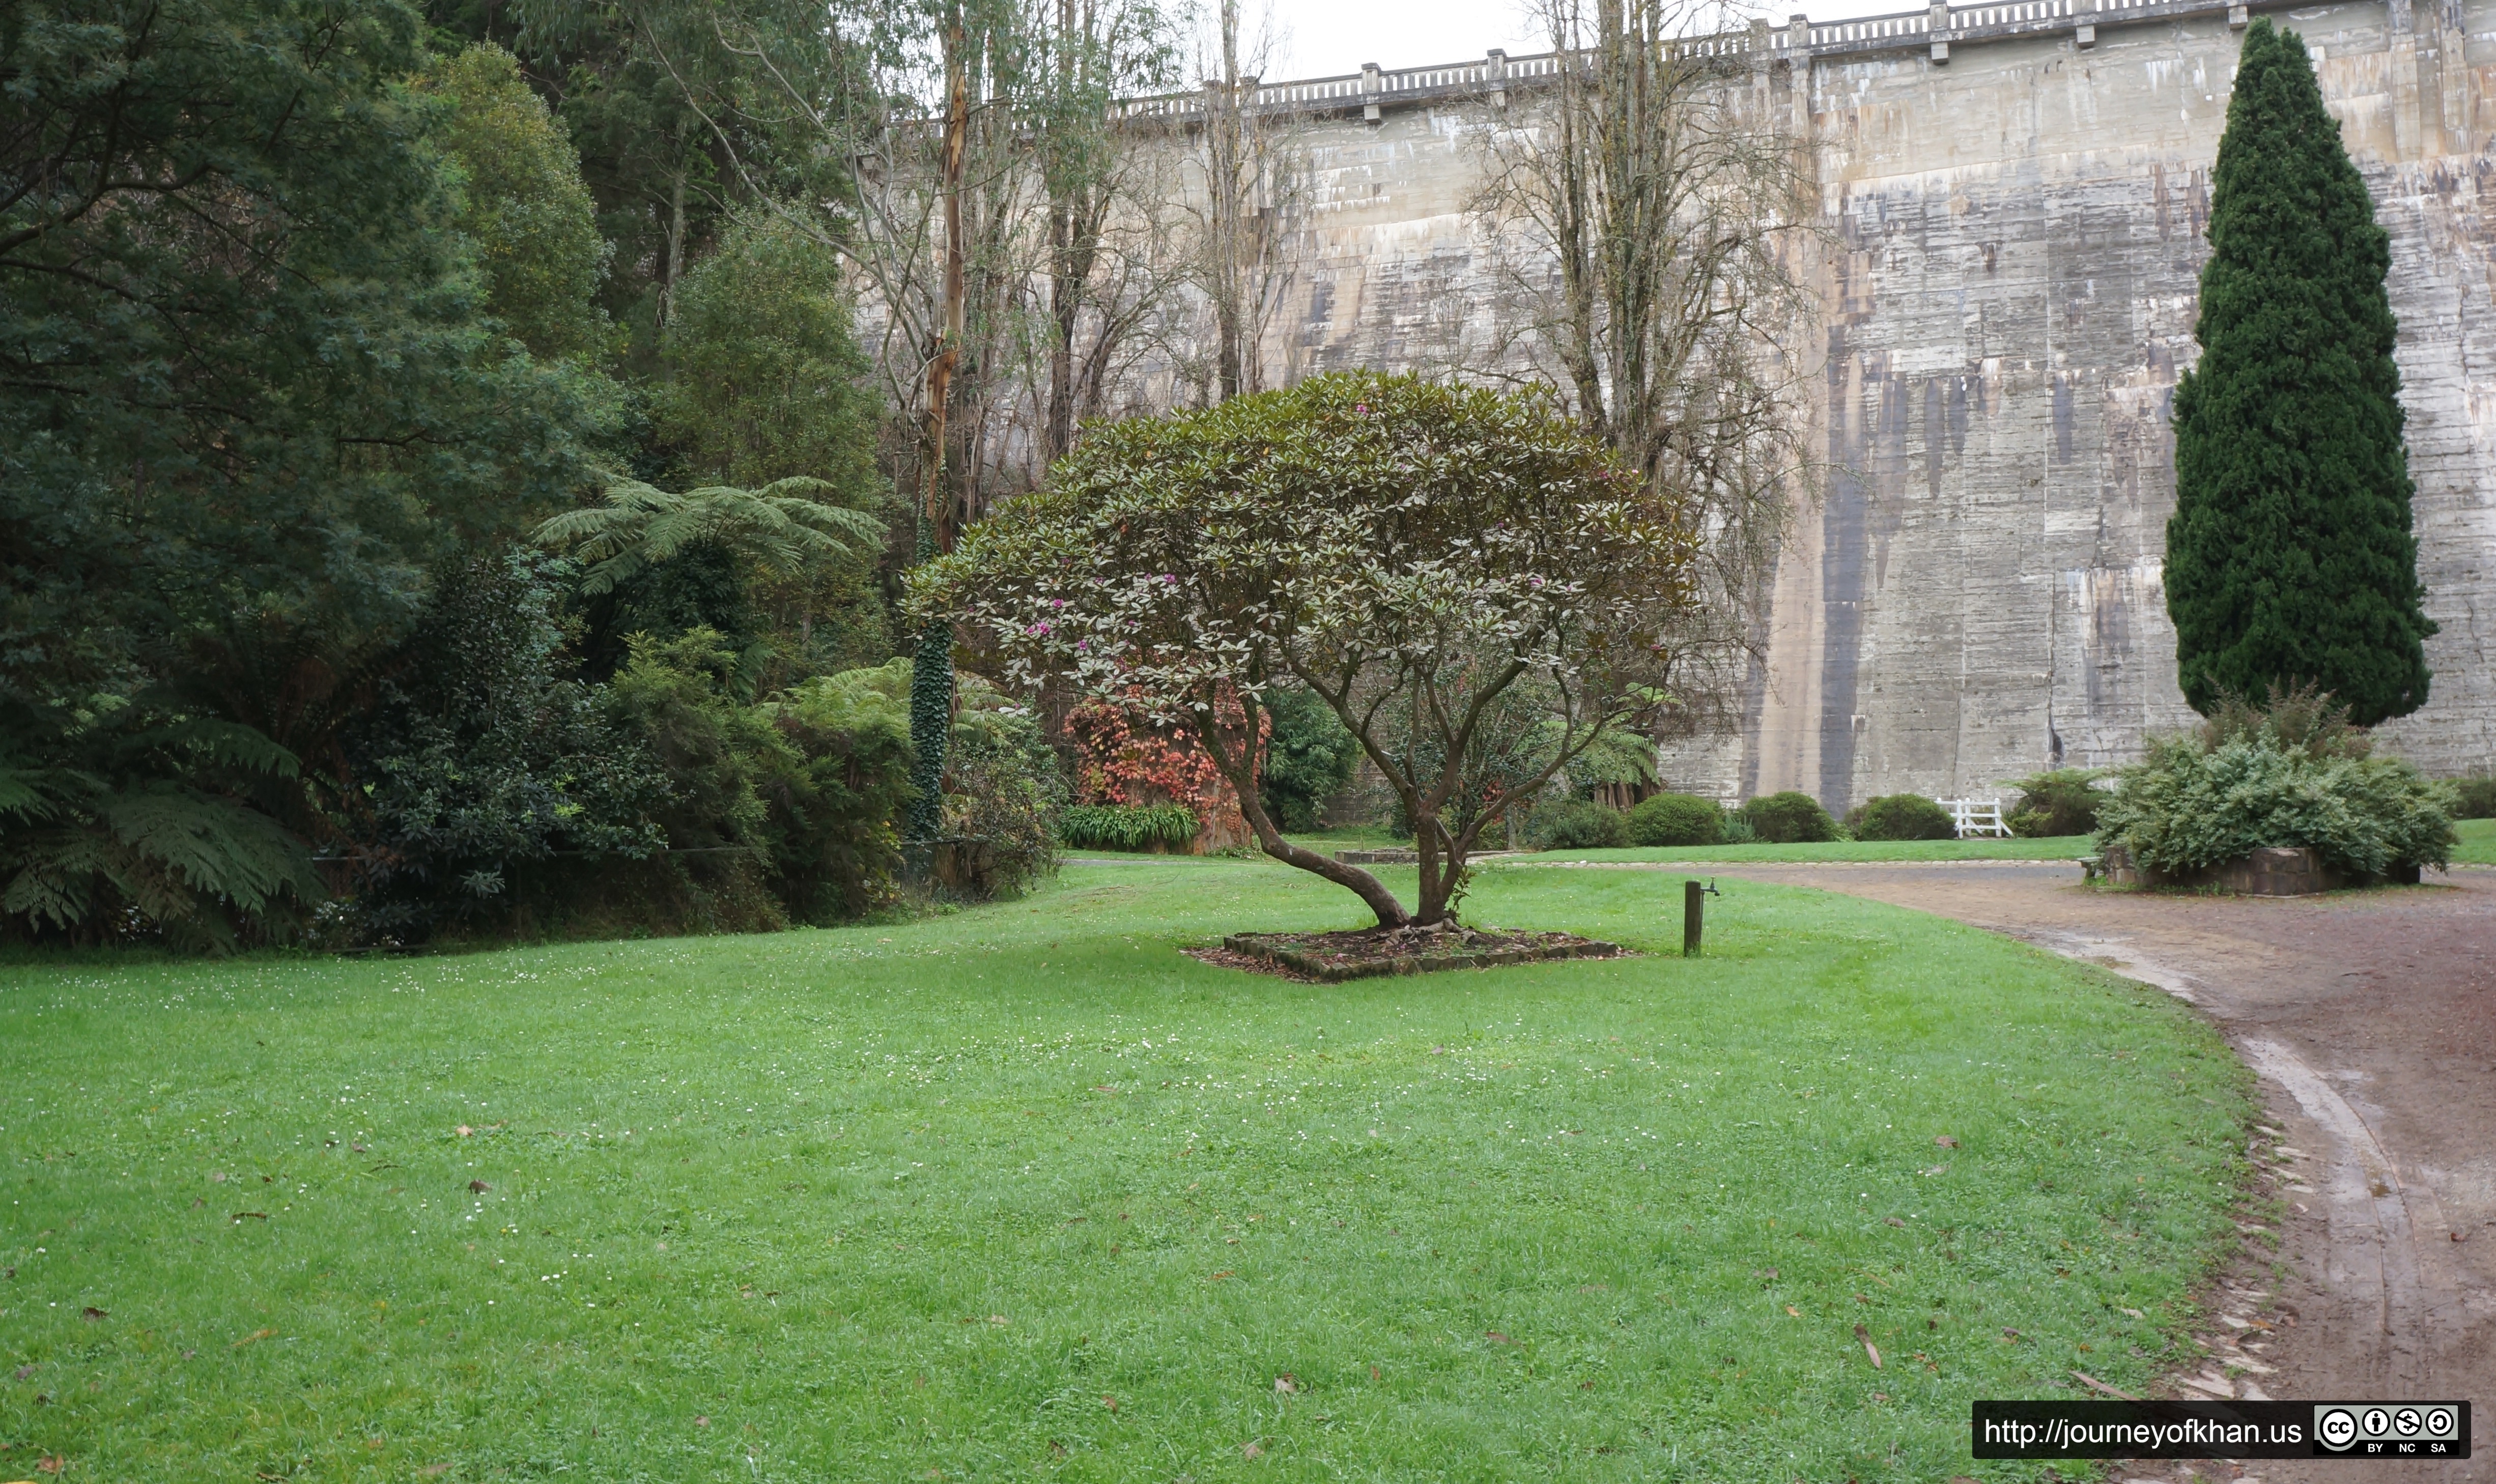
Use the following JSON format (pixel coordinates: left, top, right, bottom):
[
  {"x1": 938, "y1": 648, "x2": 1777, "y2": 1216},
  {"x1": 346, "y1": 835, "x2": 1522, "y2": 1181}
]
[{"x1": 0, "y1": 0, "x2": 1076, "y2": 947}]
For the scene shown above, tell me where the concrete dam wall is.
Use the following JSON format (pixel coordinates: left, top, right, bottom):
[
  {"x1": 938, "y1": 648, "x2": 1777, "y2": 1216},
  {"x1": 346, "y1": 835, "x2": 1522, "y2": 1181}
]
[{"x1": 1179, "y1": 0, "x2": 2496, "y2": 807}]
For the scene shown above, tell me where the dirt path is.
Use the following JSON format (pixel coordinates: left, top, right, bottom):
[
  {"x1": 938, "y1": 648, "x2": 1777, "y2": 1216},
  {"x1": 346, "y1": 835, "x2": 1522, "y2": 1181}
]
[{"x1": 1553, "y1": 860, "x2": 2494, "y2": 1481}]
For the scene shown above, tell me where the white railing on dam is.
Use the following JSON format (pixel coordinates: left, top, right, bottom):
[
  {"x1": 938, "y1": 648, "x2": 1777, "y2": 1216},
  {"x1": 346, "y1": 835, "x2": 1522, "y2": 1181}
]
[{"x1": 1109, "y1": 0, "x2": 2258, "y2": 121}]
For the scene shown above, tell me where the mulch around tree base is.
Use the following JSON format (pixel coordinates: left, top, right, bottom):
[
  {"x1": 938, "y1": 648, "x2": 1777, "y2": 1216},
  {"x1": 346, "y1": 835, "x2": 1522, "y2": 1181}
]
[{"x1": 1200, "y1": 923, "x2": 1626, "y2": 983}]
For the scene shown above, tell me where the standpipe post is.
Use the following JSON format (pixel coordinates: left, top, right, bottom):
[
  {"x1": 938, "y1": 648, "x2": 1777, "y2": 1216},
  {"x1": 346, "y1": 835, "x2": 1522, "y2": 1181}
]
[{"x1": 1683, "y1": 878, "x2": 1722, "y2": 957}]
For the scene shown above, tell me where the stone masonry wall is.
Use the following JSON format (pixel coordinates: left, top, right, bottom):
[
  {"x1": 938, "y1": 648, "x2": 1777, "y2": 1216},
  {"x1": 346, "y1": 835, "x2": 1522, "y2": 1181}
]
[{"x1": 1188, "y1": 0, "x2": 2496, "y2": 809}]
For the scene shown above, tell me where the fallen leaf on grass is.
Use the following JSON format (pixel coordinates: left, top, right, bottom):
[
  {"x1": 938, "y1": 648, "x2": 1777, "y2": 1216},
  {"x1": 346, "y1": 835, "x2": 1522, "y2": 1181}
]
[
  {"x1": 231, "y1": 1212, "x2": 268, "y2": 1222},
  {"x1": 1884, "y1": 1217, "x2": 1906, "y2": 1228},
  {"x1": 1272, "y1": 1374, "x2": 1297, "y2": 1394},
  {"x1": 1206, "y1": 1271, "x2": 1233, "y2": 1281},
  {"x1": 232, "y1": 1328, "x2": 274, "y2": 1348},
  {"x1": 1485, "y1": 1331, "x2": 1515, "y2": 1346},
  {"x1": 79, "y1": 1307, "x2": 104, "y2": 1322},
  {"x1": 694, "y1": 1416, "x2": 709, "y2": 1428},
  {"x1": 1855, "y1": 1325, "x2": 1881, "y2": 1368},
  {"x1": 37, "y1": 1457, "x2": 64, "y2": 1474},
  {"x1": 468, "y1": 1180, "x2": 491, "y2": 1193},
  {"x1": 1869, "y1": 1391, "x2": 1889, "y2": 1402},
  {"x1": 1921, "y1": 1165, "x2": 1949, "y2": 1176},
  {"x1": 1785, "y1": 1305, "x2": 1801, "y2": 1317},
  {"x1": 1100, "y1": 1396, "x2": 1118, "y2": 1412},
  {"x1": 1934, "y1": 1135, "x2": 1958, "y2": 1148},
  {"x1": 2072, "y1": 1369, "x2": 2139, "y2": 1401},
  {"x1": 1240, "y1": 1442, "x2": 1265, "y2": 1460},
  {"x1": 420, "y1": 1466, "x2": 450, "y2": 1478},
  {"x1": 456, "y1": 1126, "x2": 473, "y2": 1137}
]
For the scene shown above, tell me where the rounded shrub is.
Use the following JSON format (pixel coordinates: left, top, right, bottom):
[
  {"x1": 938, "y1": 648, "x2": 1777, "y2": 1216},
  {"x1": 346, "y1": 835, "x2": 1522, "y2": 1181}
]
[
  {"x1": 1529, "y1": 799, "x2": 1628, "y2": 850},
  {"x1": 2449, "y1": 773, "x2": 2496, "y2": 820},
  {"x1": 2007, "y1": 768, "x2": 2109, "y2": 837},
  {"x1": 1625, "y1": 791, "x2": 1723, "y2": 847},
  {"x1": 2097, "y1": 729, "x2": 2455, "y2": 880},
  {"x1": 1845, "y1": 793, "x2": 1958, "y2": 842},
  {"x1": 1741, "y1": 790, "x2": 1840, "y2": 844}
]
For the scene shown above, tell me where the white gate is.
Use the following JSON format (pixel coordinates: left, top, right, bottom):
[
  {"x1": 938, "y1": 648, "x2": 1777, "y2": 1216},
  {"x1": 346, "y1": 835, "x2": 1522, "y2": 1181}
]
[{"x1": 1938, "y1": 797, "x2": 2009, "y2": 838}]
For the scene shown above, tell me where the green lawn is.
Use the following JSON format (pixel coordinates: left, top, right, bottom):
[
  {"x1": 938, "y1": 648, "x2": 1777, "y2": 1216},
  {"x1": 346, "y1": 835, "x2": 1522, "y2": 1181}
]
[
  {"x1": 1, "y1": 861, "x2": 2253, "y2": 1481},
  {"x1": 2456, "y1": 817, "x2": 2495, "y2": 865},
  {"x1": 1527, "y1": 835, "x2": 2096, "y2": 865}
]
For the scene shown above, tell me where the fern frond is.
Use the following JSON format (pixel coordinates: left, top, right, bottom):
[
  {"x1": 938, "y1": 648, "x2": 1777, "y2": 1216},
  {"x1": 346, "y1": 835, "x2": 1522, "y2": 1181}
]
[
  {"x1": 97, "y1": 785, "x2": 321, "y2": 914},
  {"x1": 535, "y1": 472, "x2": 892, "y2": 596}
]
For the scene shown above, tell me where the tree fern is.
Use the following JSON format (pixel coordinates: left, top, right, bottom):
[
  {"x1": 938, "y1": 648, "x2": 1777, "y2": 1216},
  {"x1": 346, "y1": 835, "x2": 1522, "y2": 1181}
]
[{"x1": 534, "y1": 475, "x2": 887, "y2": 596}]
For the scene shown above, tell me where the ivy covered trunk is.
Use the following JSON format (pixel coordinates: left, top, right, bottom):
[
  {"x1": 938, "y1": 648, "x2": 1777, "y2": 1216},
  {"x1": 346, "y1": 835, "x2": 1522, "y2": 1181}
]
[{"x1": 906, "y1": 616, "x2": 953, "y2": 840}]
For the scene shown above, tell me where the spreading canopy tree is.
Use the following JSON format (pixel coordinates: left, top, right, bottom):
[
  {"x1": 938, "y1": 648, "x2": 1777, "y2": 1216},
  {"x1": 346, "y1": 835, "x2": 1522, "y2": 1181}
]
[
  {"x1": 912, "y1": 373, "x2": 1704, "y2": 928},
  {"x1": 2168, "y1": 18, "x2": 2434, "y2": 724}
]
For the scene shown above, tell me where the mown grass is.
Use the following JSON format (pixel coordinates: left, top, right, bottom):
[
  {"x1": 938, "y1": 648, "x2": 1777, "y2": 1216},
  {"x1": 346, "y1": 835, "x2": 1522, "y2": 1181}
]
[
  {"x1": 2455, "y1": 817, "x2": 2495, "y2": 865},
  {"x1": 1529, "y1": 836, "x2": 2096, "y2": 865},
  {"x1": 0, "y1": 861, "x2": 2252, "y2": 1481}
]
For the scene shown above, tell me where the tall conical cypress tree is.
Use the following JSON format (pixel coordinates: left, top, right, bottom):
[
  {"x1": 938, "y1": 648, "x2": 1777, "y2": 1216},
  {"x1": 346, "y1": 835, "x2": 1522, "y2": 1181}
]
[{"x1": 2168, "y1": 18, "x2": 2435, "y2": 725}]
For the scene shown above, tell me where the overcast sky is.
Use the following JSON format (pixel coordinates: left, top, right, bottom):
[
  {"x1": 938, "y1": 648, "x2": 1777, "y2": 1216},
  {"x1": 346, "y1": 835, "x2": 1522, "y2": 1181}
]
[{"x1": 1241, "y1": 0, "x2": 1909, "y2": 81}]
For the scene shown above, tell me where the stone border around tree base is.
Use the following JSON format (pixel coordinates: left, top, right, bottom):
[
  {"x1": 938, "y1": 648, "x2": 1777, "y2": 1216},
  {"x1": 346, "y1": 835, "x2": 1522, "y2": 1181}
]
[{"x1": 1219, "y1": 931, "x2": 1623, "y2": 982}]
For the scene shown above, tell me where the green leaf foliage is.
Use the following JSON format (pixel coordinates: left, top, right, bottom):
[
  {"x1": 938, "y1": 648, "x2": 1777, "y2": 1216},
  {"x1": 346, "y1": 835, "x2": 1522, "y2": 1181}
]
[
  {"x1": 0, "y1": 0, "x2": 608, "y2": 943},
  {"x1": 337, "y1": 552, "x2": 670, "y2": 941},
  {"x1": 1741, "y1": 791, "x2": 1840, "y2": 844},
  {"x1": 656, "y1": 217, "x2": 884, "y2": 497},
  {"x1": 2006, "y1": 768, "x2": 2110, "y2": 837},
  {"x1": 535, "y1": 476, "x2": 887, "y2": 597},
  {"x1": 422, "y1": 42, "x2": 616, "y2": 362},
  {"x1": 0, "y1": 737, "x2": 322, "y2": 951},
  {"x1": 781, "y1": 658, "x2": 1063, "y2": 895},
  {"x1": 1844, "y1": 793, "x2": 1958, "y2": 842},
  {"x1": 2095, "y1": 731, "x2": 2453, "y2": 880},
  {"x1": 2167, "y1": 19, "x2": 2434, "y2": 724},
  {"x1": 1626, "y1": 791, "x2": 1724, "y2": 847},
  {"x1": 1059, "y1": 804, "x2": 1201, "y2": 852},
  {"x1": 602, "y1": 633, "x2": 919, "y2": 928},
  {"x1": 2449, "y1": 773, "x2": 2496, "y2": 820},
  {"x1": 1529, "y1": 800, "x2": 1629, "y2": 851},
  {"x1": 1259, "y1": 689, "x2": 1361, "y2": 832}
]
